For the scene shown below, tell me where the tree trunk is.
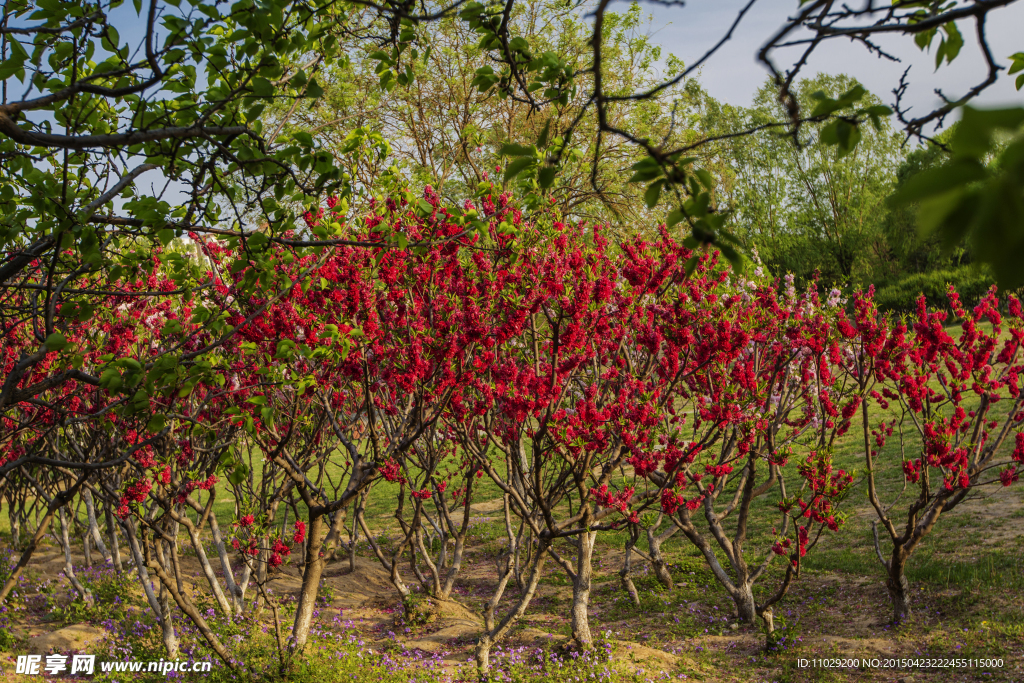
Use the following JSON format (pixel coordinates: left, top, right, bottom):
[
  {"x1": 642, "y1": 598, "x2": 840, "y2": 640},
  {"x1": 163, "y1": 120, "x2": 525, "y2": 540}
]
[
  {"x1": 732, "y1": 582, "x2": 756, "y2": 624},
  {"x1": 184, "y1": 520, "x2": 233, "y2": 616},
  {"x1": 358, "y1": 507, "x2": 410, "y2": 597},
  {"x1": 290, "y1": 513, "x2": 326, "y2": 652},
  {"x1": 122, "y1": 519, "x2": 177, "y2": 657},
  {"x1": 646, "y1": 524, "x2": 676, "y2": 591},
  {"x1": 412, "y1": 525, "x2": 443, "y2": 597},
  {"x1": 618, "y1": 525, "x2": 641, "y2": 606},
  {"x1": 887, "y1": 549, "x2": 912, "y2": 624},
  {"x1": 83, "y1": 530, "x2": 93, "y2": 568},
  {"x1": 155, "y1": 537, "x2": 182, "y2": 659},
  {"x1": 145, "y1": 551, "x2": 237, "y2": 670},
  {"x1": 83, "y1": 489, "x2": 111, "y2": 562},
  {"x1": 158, "y1": 584, "x2": 181, "y2": 658},
  {"x1": 253, "y1": 538, "x2": 268, "y2": 619},
  {"x1": 0, "y1": 477, "x2": 88, "y2": 605},
  {"x1": 8, "y1": 499, "x2": 20, "y2": 550},
  {"x1": 205, "y1": 507, "x2": 243, "y2": 614},
  {"x1": 349, "y1": 492, "x2": 365, "y2": 574},
  {"x1": 169, "y1": 518, "x2": 183, "y2": 594},
  {"x1": 570, "y1": 530, "x2": 596, "y2": 648},
  {"x1": 475, "y1": 546, "x2": 547, "y2": 674},
  {"x1": 323, "y1": 508, "x2": 347, "y2": 561},
  {"x1": 105, "y1": 505, "x2": 123, "y2": 574},
  {"x1": 349, "y1": 510, "x2": 359, "y2": 573},
  {"x1": 58, "y1": 507, "x2": 93, "y2": 606}
]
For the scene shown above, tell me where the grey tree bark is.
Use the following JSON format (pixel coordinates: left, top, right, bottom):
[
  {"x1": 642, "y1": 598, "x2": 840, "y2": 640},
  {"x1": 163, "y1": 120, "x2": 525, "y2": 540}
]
[{"x1": 58, "y1": 507, "x2": 93, "y2": 606}]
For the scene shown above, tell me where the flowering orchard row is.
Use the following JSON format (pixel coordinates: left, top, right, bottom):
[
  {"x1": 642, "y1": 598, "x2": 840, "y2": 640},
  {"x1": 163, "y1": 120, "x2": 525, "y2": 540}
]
[{"x1": 2, "y1": 189, "x2": 1022, "y2": 674}]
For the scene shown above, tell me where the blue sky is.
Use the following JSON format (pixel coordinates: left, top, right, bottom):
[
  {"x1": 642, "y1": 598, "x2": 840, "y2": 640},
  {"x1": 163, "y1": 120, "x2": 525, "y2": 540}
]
[{"x1": 612, "y1": 0, "x2": 1024, "y2": 124}]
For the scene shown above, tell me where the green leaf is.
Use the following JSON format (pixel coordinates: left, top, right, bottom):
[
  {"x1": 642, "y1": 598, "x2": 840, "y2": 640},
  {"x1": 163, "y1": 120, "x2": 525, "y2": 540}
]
[
  {"x1": 835, "y1": 121, "x2": 862, "y2": 157},
  {"x1": 694, "y1": 169, "x2": 714, "y2": 190},
  {"x1": 228, "y1": 464, "x2": 249, "y2": 485},
  {"x1": 1009, "y1": 52, "x2": 1024, "y2": 75},
  {"x1": 147, "y1": 414, "x2": 165, "y2": 433},
  {"x1": 161, "y1": 319, "x2": 183, "y2": 336},
  {"x1": 537, "y1": 166, "x2": 557, "y2": 189},
  {"x1": 935, "y1": 22, "x2": 963, "y2": 68},
  {"x1": 952, "y1": 107, "x2": 1024, "y2": 157},
  {"x1": 274, "y1": 339, "x2": 295, "y2": 359},
  {"x1": 247, "y1": 232, "x2": 268, "y2": 250},
  {"x1": 504, "y1": 156, "x2": 534, "y2": 181},
  {"x1": 859, "y1": 102, "x2": 890, "y2": 116},
  {"x1": 917, "y1": 189, "x2": 970, "y2": 238},
  {"x1": 77, "y1": 302, "x2": 95, "y2": 322},
  {"x1": 836, "y1": 85, "x2": 866, "y2": 108},
  {"x1": 509, "y1": 36, "x2": 530, "y2": 53},
  {"x1": 819, "y1": 119, "x2": 863, "y2": 156},
  {"x1": 863, "y1": 104, "x2": 894, "y2": 131},
  {"x1": 684, "y1": 192, "x2": 710, "y2": 218},
  {"x1": 251, "y1": 77, "x2": 273, "y2": 97},
  {"x1": 157, "y1": 229, "x2": 175, "y2": 246},
  {"x1": 644, "y1": 180, "x2": 663, "y2": 209},
  {"x1": 682, "y1": 254, "x2": 700, "y2": 276},
  {"x1": 811, "y1": 85, "x2": 866, "y2": 118},
  {"x1": 99, "y1": 368, "x2": 122, "y2": 391},
  {"x1": 717, "y1": 243, "x2": 744, "y2": 274},
  {"x1": 44, "y1": 332, "x2": 67, "y2": 351},
  {"x1": 915, "y1": 27, "x2": 937, "y2": 51},
  {"x1": 537, "y1": 118, "x2": 552, "y2": 148},
  {"x1": 627, "y1": 164, "x2": 663, "y2": 184},
  {"x1": 305, "y1": 78, "x2": 324, "y2": 99},
  {"x1": 294, "y1": 131, "x2": 314, "y2": 148},
  {"x1": 888, "y1": 158, "x2": 988, "y2": 207},
  {"x1": 810, "y1": 93, "x2": 839, "y2": 118},
  {"x1": 666, "y1": 208, "x2": 685, "y2": 228}
]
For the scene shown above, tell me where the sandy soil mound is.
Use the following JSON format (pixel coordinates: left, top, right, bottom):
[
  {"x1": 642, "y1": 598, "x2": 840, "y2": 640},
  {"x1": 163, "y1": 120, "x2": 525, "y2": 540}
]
[
  {"x1": 403, "y1": 599, "x2": 483, "y2": 652},
  {"x1": 27, "y1": 624, "x2": 106, "y2": 655}
]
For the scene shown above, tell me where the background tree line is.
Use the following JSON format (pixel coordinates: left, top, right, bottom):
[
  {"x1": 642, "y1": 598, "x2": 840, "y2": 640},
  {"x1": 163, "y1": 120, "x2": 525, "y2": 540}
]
[
  {"x1": 259, "y1": 3, "x2": 1010, "y2": 314},
  {"x1": 714, "y1": 74, "x2": 999, "y2": 314}
]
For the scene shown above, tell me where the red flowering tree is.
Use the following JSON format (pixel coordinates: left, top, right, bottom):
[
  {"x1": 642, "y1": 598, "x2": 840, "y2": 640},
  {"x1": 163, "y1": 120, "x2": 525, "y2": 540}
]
[
  {"x1": 0, "y1": 255, "x2": 201, "y2": 608},
  {"x1": 596, "y1": 266, "x2": 860, "y2": 634},
  {"x1": 385, "y1": 426, "x2": 481, "y2": 602},
  {"x1": 210, "y1": 184, "x2": 530, "y2": 652},
  {"x1": 446, "y1": 219, "x2": 725, "y2": 669},
  {"x1": 859, "y1": 287, "x2": 1024, "y2": 623}
]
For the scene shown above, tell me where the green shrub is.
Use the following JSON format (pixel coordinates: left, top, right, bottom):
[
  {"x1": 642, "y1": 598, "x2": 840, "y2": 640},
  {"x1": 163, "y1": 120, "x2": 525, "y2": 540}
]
[
  {"x1": 52, "y1": 565, "x2": 135, "y2": 625},
  {"x1": 400, "y1": 593, "x2": 436, "y2": 627},
  {"x1": 874, "y1": 266, "x2": 995, "y2": 314}
]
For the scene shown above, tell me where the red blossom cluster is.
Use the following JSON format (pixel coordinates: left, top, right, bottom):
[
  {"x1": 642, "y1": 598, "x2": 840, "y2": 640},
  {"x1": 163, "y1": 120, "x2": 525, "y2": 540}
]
[
  {"x1": 862, "y1": 286, "x2": 1024, "y2": 492},
  {"x1": 5, "y1": 186, "x2": 1023, "y2": 638},
  {"x1": 269, "y1": 539, "x2": 292, "y2": 568},
  {"x1": 591, "y1": 484, "x2": 635, "y2": 513}
]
